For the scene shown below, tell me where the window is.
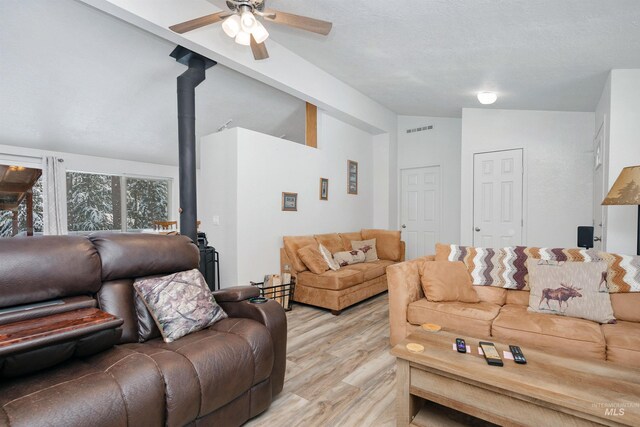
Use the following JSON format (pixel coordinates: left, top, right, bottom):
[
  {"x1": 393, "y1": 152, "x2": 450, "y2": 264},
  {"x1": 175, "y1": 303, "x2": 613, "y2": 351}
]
[
  {"x1": 66, "y1": 171, "x2": 170, "y2": 232},
  {"x1": 0, "y1": 168, "x2": 44, "y2": 238}
]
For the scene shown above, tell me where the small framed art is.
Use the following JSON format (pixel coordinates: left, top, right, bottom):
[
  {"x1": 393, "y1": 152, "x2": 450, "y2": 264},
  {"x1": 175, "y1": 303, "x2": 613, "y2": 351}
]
[
  {"x1": 320, "y1": 178, "x2": 329, "y2": 201},
  {"x1": 347, "y1": 160, "x2": 358, "y2": 195},
  {"x1": 282, "y1": 192, "x2": 298, "y2": 211}
]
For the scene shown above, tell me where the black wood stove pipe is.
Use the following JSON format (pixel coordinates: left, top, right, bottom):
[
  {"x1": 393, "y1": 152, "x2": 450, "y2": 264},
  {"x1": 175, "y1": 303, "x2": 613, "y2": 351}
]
[{"x1": 171, "y1": 46, "x2": 216, "y2": 242}]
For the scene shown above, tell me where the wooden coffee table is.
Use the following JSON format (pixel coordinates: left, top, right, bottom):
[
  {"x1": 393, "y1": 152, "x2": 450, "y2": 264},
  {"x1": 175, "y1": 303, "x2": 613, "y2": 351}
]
[{"x1": 391, "y1": 330, "x2": 640, "y2": 427}]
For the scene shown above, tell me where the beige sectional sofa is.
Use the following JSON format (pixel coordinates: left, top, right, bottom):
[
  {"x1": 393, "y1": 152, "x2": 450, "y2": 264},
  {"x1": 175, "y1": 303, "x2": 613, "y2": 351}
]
[
  {"x1": 388, "y1": 255, "x2": 640, "y2": 366},
  {"x1": 281, "y1": 229, "x2": 405, "y2": 314}
]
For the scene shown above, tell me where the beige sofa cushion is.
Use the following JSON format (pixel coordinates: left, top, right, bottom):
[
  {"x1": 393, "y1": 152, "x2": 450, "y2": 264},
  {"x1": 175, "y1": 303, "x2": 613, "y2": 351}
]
[
  {"x1": 283, "y1": 235, "x2": 317, "y2": 272},
  {"x1": 506, "y1": 290, "x2": 530, "y2": 306},
  {"x1": 339, "y1": 232, "x2": 362, "y2": 252},
  {"x1": 420, "y1": 261, "x2": 480, "y2": 303},
  {"x1": 474, "y1": 286, "x2": 507, "y2": 306},
  {"x1": 343, "y1": 260, "x2": 394, "y2": 281},
  {"x1": 297, "y1": 269, "x2": 364, "y2": 291},
  {"x1": 491, "y1": 304, "x2": 606, "y2": 360},
  {"x1": 314, "y1": 233, "x2": 345, "y2": 254},
  {"x1": 297, "y1": 245, "x2": 329, "y2": 275},
  {"x1": 362, "y1": 229, "x2": 403, "y2": 261},
  {"x1": 602, "y1": 321, "x2": 640, "y2": 366},
  {"x1": 611, "y1": 293, "x2": 640, "y2": 323},
  {"x1": 407, "y1": 299, "x2": 501, "y2": 338}
]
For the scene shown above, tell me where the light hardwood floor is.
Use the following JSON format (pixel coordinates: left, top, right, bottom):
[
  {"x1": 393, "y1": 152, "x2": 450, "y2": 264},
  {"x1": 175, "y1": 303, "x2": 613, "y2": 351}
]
[{"x1": 246, "y1": 293, "x2": 396, "y2": 427}]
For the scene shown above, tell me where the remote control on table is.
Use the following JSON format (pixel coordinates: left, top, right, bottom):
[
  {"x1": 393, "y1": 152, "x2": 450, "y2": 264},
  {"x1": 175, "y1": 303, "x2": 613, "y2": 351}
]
[
  {"x1": 455, "y1": 338, "x2": 466, "y2": 353},
  {"x1": 509, "y1": 345, "x2": 527, "y2": 364}
]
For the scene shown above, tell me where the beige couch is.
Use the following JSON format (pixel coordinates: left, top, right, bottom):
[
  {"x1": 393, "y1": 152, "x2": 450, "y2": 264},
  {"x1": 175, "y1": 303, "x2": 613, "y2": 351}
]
[
  {"x1": 388, "y1": 255, "x2": 640, "y2": 366},
  {"x1": 281, "y1": 229, "x2": 405, "y2": 315}
]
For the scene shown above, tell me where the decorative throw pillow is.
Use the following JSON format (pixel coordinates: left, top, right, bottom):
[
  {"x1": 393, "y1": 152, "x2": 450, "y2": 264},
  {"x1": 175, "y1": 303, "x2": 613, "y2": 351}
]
[
  {"x1": 420, "y1": 261, "x2": 480, "y2": 303},
  {"x1": 361, "y1": 229, "x2": 402, "y2": 261},
  {"x1": 133, "y1": 269, "x2": 227, "y2": 343},
  {"x1": 297, "y1": 245, "x2": 330, "y2": 275},
  {"x1": 351, "y1": 239, "x2": 378, "y2": 262},
  {"x1": 526, "y1": 259, "x2": 615, "y2": 324},
  {"x1": 333, "y1": 250, "x2": 366, "y2": 267},
  {"x1": 318, "y1": 243, "x2": 340, "y2": 271}
]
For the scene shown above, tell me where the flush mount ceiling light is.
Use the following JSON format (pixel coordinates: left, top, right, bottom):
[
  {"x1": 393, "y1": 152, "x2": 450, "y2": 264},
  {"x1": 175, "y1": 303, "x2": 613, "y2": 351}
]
[
  {"x1": 170, "y1": 0, "x2": 333, "y2": 61},
  {"x1": 477, "y1": 92, "x2": 498, "y2": 105}
]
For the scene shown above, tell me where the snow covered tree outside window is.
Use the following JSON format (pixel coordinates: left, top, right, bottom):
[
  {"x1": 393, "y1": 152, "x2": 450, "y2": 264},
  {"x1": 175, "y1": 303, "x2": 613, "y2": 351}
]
[
  {"x1": 67, "y1": 171, "x2": 170, "y2": 232},
  {"x1": 0, "y1": 179, "x2": 44, "y2": 237},
  {"x1": 67, "y1": 172, "x2": 118, "y2": 231},
  {"x1": 126, "y1": 178, "x2": 168, "y2": 230}
]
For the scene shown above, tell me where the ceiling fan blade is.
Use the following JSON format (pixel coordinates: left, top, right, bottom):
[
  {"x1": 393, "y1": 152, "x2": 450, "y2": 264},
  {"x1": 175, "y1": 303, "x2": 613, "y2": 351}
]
[
  {"x1": 250, "y1": 34, "x2": 269, "y2": 60},
  {"x1": 263, "y1": 9, "x2": 332, "y2": 36},
  {"x1": 169, "y1": 11, "x2": 230, "y2": 34}
]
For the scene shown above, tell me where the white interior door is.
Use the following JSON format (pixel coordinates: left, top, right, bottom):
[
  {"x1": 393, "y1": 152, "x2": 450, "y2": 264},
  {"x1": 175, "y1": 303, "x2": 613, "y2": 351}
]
[
  {"x1": 473, "y1": 150, "x2": 523, "y2": 247},
  {"x1": 593, "y1": 121, "x2": 607, "y2": 250},
  {"x1": 401, "y1": 166, "x2": 441, "y2": 259}
]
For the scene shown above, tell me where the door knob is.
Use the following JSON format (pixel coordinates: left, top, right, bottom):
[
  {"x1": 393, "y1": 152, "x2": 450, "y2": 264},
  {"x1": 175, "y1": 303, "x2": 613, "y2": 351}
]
[
  {"x1": 475, "y1": 227, "x2": 481, "y2": 232},
  {"x1": 594, "y1": 236, "x2": 602, "y2": 242},
  {"x1": 401, "y1": 224, "x2": 407, "y2": 229}
]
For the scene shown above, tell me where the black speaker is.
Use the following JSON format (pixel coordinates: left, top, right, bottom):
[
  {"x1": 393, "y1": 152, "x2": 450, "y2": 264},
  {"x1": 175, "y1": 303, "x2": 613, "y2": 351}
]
[{"x1": 577, "y1": 226, "x2": 594, "y2": 249}]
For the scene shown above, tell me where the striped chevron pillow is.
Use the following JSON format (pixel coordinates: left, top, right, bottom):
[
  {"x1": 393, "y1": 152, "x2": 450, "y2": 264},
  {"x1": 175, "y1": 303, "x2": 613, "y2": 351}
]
[{"x1": 435, "y1": 243, "x2": 640, "y2": 293}]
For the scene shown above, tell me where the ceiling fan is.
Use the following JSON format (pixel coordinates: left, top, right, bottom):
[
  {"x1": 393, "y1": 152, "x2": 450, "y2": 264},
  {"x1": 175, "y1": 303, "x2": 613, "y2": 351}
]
[{"x1": 169, "y1": 0, "x2": 332, "y2": 61}]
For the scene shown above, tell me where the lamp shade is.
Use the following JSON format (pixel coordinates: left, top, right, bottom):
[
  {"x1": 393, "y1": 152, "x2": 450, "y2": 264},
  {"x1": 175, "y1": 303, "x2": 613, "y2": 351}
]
[
  {"x1": 602, "y1": 165, "x2": 640, "y2": 205},
  {"x1": 235, "y1": 30, "x2": 251, "y2": 46},
  {"x1": 222, "y1": 15, "x2": 242, "y2": 38},
  {"x1": 252, "y1": 21, "x2": 269, "y2": 44}
]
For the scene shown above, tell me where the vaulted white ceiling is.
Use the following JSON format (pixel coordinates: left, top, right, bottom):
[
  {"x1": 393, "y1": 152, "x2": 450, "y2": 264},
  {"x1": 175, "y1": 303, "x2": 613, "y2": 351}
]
[
  {"x1": 262, "y1": 0, "x2": 640, "y2": 116},
  {"x1": 0, "y1": 0, "x2": 305, "y2": 166},
  {"x1": 2, "y1": 0, "x2": 640, "y2": 167}
]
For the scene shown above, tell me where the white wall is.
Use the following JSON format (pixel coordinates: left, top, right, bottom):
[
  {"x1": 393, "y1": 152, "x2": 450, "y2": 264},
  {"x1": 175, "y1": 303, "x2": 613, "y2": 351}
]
[
  {"x1": 199, "y1": 112, "x2": 375, "y2": 287},
  {"x1": 460, "y1": 109, "x2": 595, "y2": 248},
  {"x1": 198, "y1": 129, "x2": 238, "y2": 288},
  {"x1": 397, "y1": 116, "x2": 462, "y2": 246},
  {"x1": 0, "y1": 143, "x2": 179, "y2": 220},
  {"x1": 372, "y1": 133, "x2": 390, "y2": 228},
  {"x1": 604, "y1": 69, "x2": 640, "y2": 254}
]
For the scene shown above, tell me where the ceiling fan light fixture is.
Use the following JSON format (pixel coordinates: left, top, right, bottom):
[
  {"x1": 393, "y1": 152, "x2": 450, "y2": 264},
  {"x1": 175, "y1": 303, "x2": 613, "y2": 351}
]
[
  {"x1": 240, "y1": 11, "x2": 256, "y2": 32},
  {"x1": 252, "y1": 21, "x2": 269, "y2": 44},
  {"x1": 222, "y1": 15, "x2": 242, "y2": 38},
  {"x1": 235, "y1": 30, "x2": 251, "y2": 46},
  {"x1": 477, "y1": 91, "x2": 498, "y2": 105}
]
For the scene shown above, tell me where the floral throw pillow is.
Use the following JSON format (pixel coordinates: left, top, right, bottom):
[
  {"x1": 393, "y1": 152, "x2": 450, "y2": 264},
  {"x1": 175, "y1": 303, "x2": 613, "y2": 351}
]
[
  {"x1": 351, "y1": 239, "x2": 379, "y2": 262},
  {"x1": 526, "y1": 260, "x2": 615, "y2": 324},
  {"x1": 333, "y1": 250, "x2": 366, "y2": 267},
  {"x1": 134, "y1": 269, "x2": 227, "y2": 343}
]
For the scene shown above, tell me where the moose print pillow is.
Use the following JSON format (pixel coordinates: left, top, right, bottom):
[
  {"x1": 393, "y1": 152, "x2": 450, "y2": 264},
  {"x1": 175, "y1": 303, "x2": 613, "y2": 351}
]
[{"x1": 526, "y1": 259, "x2": 615, "y2": 324}]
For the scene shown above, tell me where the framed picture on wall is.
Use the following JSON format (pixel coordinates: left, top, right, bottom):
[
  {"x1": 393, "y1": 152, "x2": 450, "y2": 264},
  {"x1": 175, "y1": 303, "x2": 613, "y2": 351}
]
[
  {"x1": 319, "y1": 178, "x2": 329, "y2": 200},
  {"x1": 347, "y1": 160, "x2": 358, "y2": 195},
  {"x1": 282, "y1": 192, "x2": 298, "y2": 211}
]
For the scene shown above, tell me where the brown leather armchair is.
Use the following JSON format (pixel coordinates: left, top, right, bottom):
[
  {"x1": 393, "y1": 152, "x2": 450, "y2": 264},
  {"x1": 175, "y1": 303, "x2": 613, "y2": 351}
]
[{"x1": 0, "y1": 233, "x2": 286, "y2": 427}]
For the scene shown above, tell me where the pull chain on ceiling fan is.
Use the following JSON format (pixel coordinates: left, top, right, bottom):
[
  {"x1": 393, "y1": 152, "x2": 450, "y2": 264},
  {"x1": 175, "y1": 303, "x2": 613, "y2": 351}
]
[{"x1": 170, "y1": 0, "x2": 333, "y2": 60}]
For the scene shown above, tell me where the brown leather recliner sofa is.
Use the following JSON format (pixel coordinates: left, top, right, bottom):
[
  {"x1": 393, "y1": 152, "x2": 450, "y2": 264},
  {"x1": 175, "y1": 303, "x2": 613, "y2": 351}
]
[{"x1": 0, "y1": 233, "x2": 286, "y2": 427}]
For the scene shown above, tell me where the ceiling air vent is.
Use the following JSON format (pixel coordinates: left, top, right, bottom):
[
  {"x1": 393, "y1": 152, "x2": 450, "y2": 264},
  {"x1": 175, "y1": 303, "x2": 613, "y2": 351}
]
[{"x1": 406, "y1": 125, "x2": 433, "y2": 134}]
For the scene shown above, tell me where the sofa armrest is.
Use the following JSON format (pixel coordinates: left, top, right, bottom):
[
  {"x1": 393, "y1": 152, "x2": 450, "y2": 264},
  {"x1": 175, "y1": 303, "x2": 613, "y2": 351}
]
[
  {"x1": 387, "y1": 255, "x2": 433, "y2": 346},
  {"x1": 212, "y1": 285, "x2": 260, "y2": 302},
  {"x1": 217, "y1": 297, "x2": 287, "y2": 396}
]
